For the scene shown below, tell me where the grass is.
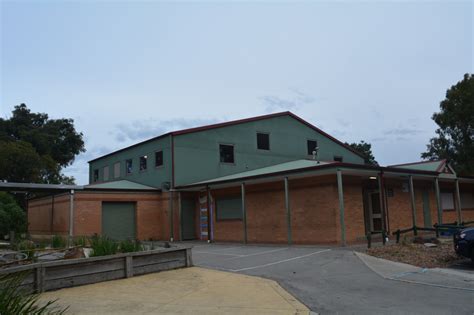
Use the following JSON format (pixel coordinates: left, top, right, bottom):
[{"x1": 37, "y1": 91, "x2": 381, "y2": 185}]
[
  {"x1": 119, "y1": 239, "x2": 142, "y2": 253},
  {"x1": 89, "y1": 235, "x2": 144, "y2": 257},
  {"x1": 51, "y1": 236, "x2": 66, "y2": 249},
  {"x1": 0, "y1": 272, "x2": 68, "y2": 314},
  {"x1": 89, "y1": 235, "x2": 119, "y2": 257},
  {"x1": 13, "y1": 240, "x2": 37, "y2": 262},
  {"x1": 73, "y1": 236, "x2": 87, "y2": 248}
]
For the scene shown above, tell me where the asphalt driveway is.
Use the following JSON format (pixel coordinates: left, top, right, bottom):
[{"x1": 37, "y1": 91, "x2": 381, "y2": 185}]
[{"x1": 190, "y1": 243, "x2": 474, "y2": 314}]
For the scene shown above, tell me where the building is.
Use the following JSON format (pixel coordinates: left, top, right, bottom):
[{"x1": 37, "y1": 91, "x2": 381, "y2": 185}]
[{"x1": 27, "y1": 112, "x2": 474, "y2": 244}]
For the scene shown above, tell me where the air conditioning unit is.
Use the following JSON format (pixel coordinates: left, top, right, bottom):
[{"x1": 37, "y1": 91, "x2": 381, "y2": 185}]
[{"x1": 161, "y1": 182, "x2": 171, "y2": 192}]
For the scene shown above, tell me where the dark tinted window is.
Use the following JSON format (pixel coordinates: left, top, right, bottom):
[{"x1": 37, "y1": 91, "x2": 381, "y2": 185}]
[
  {"x1": 139, "y1": 155, "x2": 147, "y2": 171},
  {"x1": 219, "y1": 144, "x2": 234, "y2": 163},
  {"x1": 257, "y1": 133, "x2": 270, "y2": 150},
  {"x1": 126, "y1": 159, "x2": 133, "y2": 174},
  {"x1": 216, "y1": 197, "x2": 242, "y2": 220},
  {"x1": 155, "y1": 151, "x2": 163, "y2": 167},
  {"x1": 334, "y1": 156, "x2": 343, "y2": 162},
  {"x1": 307, "y1": 140, "x2": 318, "y2": 155},
  {"x1": 93, "y1": 169, "x2": 99, "y2": 182}
]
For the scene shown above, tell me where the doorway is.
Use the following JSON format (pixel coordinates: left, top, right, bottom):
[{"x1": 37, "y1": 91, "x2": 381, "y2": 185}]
[
  {"x1": 181, "y1": 198, "x2": 197, "y2": 240},
  {"x1": 368, "y1": 191, "x2": 382, "y2": 232}
]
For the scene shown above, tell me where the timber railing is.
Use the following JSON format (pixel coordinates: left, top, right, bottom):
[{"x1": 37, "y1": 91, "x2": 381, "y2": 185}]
[
  {"x1": 0, "y1": 246, "x2": 192, "y2": 293},
  {"x1": 392, "y1": 221, "x2": 474, "y2": 244}
]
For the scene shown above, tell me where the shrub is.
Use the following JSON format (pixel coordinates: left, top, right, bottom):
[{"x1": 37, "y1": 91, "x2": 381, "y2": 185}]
[
  {"x1": 73, "y1": 236, "x2": 87, "y2": 247},
  {"x1": 51, "y1": 235, "x2": 66, "y2": 249},
  {"x1": 89, "y1": 235, "x2": 118, "y2": 257},
  {"x1": 119, "y1": 239, "x2": 142, "y2": 253},
  {"x1": 0, "y1": 272, "x2": 68, "y2": 314},
  {"x1": 0, "y1": 193, "x2": 27, "y2": 237}
]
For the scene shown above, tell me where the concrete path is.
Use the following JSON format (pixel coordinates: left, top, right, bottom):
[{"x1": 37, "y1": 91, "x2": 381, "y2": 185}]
[
  {"x1": 355, "y1": 251, "x2": 474, "y2": 291},
  {"x1": 190, "y1": 243, "x2": 474, "y2": 314},
  {"x1": 39, "y1": 267, "x2": 309, "y2": 315}
]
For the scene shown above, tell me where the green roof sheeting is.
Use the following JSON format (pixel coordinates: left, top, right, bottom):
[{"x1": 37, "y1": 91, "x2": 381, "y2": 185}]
[
  {"x1": 389, "y1": 160, "x2": 445, "y2": 172},
  {"x1": 187, "y1": 159, "x2": 334, "y2": 186},
  {"x1": 85, "y1": 180, "x2": 157, "y2": 190}
]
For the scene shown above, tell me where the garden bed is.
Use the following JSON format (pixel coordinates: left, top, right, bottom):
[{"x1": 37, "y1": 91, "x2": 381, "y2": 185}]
[
  {"x1": 365, "y1": 238, "x2": 461, "y2": 268},
  {"x1": 0, "y1": 246, "x2": 192, "y2": 293}
]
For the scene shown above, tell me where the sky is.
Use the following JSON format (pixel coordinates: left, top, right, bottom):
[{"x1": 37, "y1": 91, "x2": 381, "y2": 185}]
[{"x1": 1, "y1": 0, "x2": 473, "y2": 185}]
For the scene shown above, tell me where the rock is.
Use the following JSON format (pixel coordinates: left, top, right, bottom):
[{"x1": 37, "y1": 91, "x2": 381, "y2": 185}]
[
  {"x1": 424, "y1": 243, "x2": 437, "y2": 248},
  {"x1": 64, "y1": 247, "x2": 85, "y2": 259}
]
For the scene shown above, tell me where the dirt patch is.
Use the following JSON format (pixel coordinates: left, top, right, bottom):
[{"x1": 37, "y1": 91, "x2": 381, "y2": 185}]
[{"x1": 366, "y1": 239, "x2": 462, "y2": 268}]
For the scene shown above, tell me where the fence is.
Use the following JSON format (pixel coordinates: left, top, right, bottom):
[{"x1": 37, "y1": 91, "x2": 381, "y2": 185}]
[{"x1": 0, "y1": 246, "x2": 192, "y2": 293}]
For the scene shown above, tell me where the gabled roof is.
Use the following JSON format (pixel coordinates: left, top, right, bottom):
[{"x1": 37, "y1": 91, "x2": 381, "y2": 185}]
[
  {"x1": 85, "y1": 180, "x2": 158, "y2": 191},
  {"x1": 88, "y1": 111, "x2": 365, "y2": 163},
  {"x1": 389, "y1": 159, "x2": 450, "y2": 173}
]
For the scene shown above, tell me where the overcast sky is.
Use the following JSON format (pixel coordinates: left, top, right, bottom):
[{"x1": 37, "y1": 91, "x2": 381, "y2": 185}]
[{"x1": 1, "y1": 1, "x2": 473, "y2": 184}]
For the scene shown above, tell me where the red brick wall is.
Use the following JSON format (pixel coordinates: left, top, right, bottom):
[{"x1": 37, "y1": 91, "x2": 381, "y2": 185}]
[{"x1": 28, "y1": 191, "x2": 171, "y2": 241}]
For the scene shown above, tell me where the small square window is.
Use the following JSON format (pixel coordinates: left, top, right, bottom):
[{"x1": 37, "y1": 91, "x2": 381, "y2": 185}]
[
  {"x1": 103, "y1": 166, "x2": 109, "y2": 181},
  {"x1": 307, "y1": 140, "x2": 318, "y2": 155},
  {"x1": 219, "y1": 144, "x2": 234, "y2": 164},
  {"x1": 114, "y1": 162, "x2": 120, "y2": 178},
  {"x1": 257, "y1": 133, "x2": 270, "y2": 150},
  {"x1": 155, "y1": 151, "x2": 163, "y2": 167},
  {"x1": 333, "y1": 156, "x2": 343, "y2": 162},
  {"x1": 93, "y1": 169, "x2": 99, "y2": 182},
  {"x1": 126, "y1": 159, "x2": 133, "y2": 174},
  {"x1": 139, "y1": 155, "x2": 148, "y2": 171}
]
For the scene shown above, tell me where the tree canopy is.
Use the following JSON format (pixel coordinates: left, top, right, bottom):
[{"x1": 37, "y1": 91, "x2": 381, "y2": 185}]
[
  {"x1": 0, "y1": 104, "x2": 85, "y2": 184},
  {"x1": 421, "y1": 73, "x2": 474, "y2": 175},
  {"x1": 345, "y1": 141, "x2": 378, "y2": 165}
]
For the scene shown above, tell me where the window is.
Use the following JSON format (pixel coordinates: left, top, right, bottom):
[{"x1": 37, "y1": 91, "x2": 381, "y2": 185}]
[
  {"x1": 333, "y1": 156, "x2": 343, "y2": 162},
  {"x1": 126, "y1": 159, "x2": 133, "y2": 175},
  {"x1": 114, "y1": 162, "x2": 120, "y2": 178},
  {"x1": 103, "y1": 166, "x2": 109, "y2": 181},
  {"x1": 139, "y1": 155, "x2": 148, "y2": 171},
  {"x1": 307, "y1": 140, "x2": 318, "y2": 155},
  {"x1": 441, "y1": 192, "x2": 454, "y2": 210},
  {"x1": 155, "y1": 151, "x2": 163, "y2": 167},
  {"x1": 216, "y1": 196, "x2": 242, "y2": 220},
  {"x1": 219, "y1": 144, "x2": 234, "y2": 164},
  {"x1": 93, "y1": 169, "x2": 99, "y2": 182},
  {"x1": 257, "y1": 132, "x2": 270, "y2": 150}
]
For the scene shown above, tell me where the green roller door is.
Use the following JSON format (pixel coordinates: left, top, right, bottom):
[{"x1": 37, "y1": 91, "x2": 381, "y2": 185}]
[{"x1": 102, "y1": 202, "x2": 136, "y2": 240}]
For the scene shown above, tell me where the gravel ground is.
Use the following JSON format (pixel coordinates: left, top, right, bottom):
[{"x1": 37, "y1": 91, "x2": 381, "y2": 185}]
[{"x1": 366, "y1": 239, "x2": 463, "y2": 268}]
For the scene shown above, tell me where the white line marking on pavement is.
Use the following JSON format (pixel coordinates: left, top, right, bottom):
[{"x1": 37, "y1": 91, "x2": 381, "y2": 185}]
[
  {"x1": 225, "y1": 247, "x2": 288, "y2": 260},
  {"x1": 211, "y1": 246, "x2": 244, "y2": 252},
  {"x1": 193, "y1": 251, "x2": 242, "y2": 257},
  {"x1": 230, "y1": 249, "x2": 332, "y2": 272}
]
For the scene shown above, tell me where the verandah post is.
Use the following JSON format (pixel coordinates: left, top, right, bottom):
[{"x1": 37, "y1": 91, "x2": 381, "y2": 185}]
[
  {"x1": 454, "y1": 179, "x2": 463, "y2": 225},
  {"x1": 336, "y1": 169, "x2": 346, "y2": 246},
  {"x1": 377, "y1": 172, "x2": 387, "y2": 245},
  {"x1": 408, "y1": 175, "x2": 417, "y2": 236},
  {"x1": 434, "y1": 178, "x2": 442, "y2": 225},
  {"x1": 241, "y1": 183, "x2": 247, "y2": 244},
  {"x1": 284, "y1": 177, "x2": 292, "y2": 245}
]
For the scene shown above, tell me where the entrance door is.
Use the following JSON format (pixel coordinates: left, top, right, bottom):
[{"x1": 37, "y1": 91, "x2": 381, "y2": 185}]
[
  {"x1": 368, "y1": 192, "x2": 382, "y2": 232},
  {"x1": 102, "y1": 202, "x2": 136, "y2": 240},
  {"x1": 422, "y1": 190, "x2": 432, "y2": 228},
  {"x1": 181, "y1": 198, "x2": 196, "y2": 240}
]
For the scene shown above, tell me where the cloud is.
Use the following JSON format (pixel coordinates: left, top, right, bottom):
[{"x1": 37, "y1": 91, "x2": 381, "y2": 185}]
[
  {"x1": 260, "y1": 89, "x2": 315, "y2": 113},
  {"x1": 383, "y1": 128, "x2": 423, "y2": 136},
  {"x1": 114, "y1": 117, "x2": 219, "y2": 143}
]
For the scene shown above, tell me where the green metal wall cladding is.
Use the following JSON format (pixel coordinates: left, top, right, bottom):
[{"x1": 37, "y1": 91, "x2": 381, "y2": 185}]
[{"x1": 89, "y1": 114, "x2": 364, "y2": 188}]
